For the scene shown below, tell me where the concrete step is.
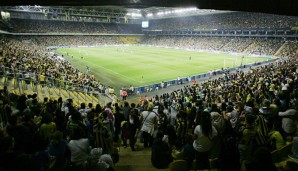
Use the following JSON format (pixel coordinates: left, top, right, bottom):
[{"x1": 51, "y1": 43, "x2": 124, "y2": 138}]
[{"x1": 114, "y1": 142, "x2": 170, "y2": 171}]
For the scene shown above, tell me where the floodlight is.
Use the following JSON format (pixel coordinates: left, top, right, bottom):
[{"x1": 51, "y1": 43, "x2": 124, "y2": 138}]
[{"x1": 157, "y1": 12, "x2": 163, "y2": 15}]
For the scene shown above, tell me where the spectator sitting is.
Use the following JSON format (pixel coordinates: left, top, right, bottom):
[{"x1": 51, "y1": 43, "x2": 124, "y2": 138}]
[{"x1": 171, "y1": 133, "x2": 195, "y2": 170}]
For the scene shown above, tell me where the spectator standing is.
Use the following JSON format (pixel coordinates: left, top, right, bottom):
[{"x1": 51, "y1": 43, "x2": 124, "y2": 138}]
[
  {"x1": 140, "y1": 103, "x2": 159, "y2": 148},
  {"x1": 128, "y1": 107, "x2": 140, "y2": 151},
  {"x1": 122, "y1": 89, "x2": 127, "y2": 101},
  {"x1": 68, "y1": 127, "x2": 90, "y2": 171},
  {"x1": 193, "y1": 111, "x2": 218, "y2": 170}
]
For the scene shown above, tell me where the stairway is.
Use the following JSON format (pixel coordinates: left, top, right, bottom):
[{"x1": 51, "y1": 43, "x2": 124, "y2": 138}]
[
  {"x1": 119, "y1": 36, "x2": 140, "y2": 44},
  {"x1": 273, "y1": 42, "x2": 287, "y2": 57},
  {"x1": 114, "y1": 142, "x2": 170, "y2": 171},
  {"x1": 242, "y1": 42, "x2": 254, "y2": 54},
  {"x1": 218, "y1": 39, "x2": 232, "y2": 51}
]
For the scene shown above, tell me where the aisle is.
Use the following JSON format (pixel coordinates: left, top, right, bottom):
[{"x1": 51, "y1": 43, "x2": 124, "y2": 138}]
[{"x1": 114, "y1": 142, "x2": 170, "y2": 171}]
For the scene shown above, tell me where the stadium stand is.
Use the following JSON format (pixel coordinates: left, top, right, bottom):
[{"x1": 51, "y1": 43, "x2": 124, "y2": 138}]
[
  {"x1": 149, "y1": 12, "x2": 298, "y2": 30},
  {"x1": 140, "y1": 36, "x2": 297, "y2": 57},
  {"x1": 8, "y1": 19, "x2": 142, "y2": 34},
  {"x1": 0, "y1": 9, "x2": 298, "y2": 171}
]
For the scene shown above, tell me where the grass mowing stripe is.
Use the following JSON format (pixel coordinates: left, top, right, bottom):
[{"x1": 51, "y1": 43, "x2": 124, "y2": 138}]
[
  {"x1": 77, "y1": 58, "x2": 141, "y2": 83},
  {"x1": 56, "y1": 46, "x2": 269, "y2": 91}
]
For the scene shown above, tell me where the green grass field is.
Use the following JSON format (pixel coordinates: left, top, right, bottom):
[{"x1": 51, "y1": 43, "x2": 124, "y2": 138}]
[{"x1": 56, "y1": 45, "x2": 269, "y2": 91}]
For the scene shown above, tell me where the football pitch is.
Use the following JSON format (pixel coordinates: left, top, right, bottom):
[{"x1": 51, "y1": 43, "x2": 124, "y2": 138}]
[{"x1": 56, "y1": 45, "x2": 269, "y2": 90}]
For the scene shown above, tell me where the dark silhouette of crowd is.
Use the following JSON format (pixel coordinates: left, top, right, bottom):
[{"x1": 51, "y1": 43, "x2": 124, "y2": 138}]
[{"x1": 1, "y1": 54, "x2": 297, "y2": 171}]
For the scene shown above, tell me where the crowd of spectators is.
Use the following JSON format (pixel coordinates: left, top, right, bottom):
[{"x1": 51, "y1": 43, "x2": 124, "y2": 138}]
[
  {"x1": 2, "y1": 12, "x2": 297, "y2": 34},
  {"x1": 0, "y1": 37, "x2": 111, "y2": 95},
  {"x1": 220, "y1": 38, "x2": 254, "y2": 53},
  {"x1": 141, "y1": 36, "x2": 298, "y2": 57},
  {"x1": 1, "y1": 35, "x2": 297, "y2": 101},
  {"x1": 33, "y1": 36, "x2": 123, "y2": 47},
  {"x1": 0, "y1": 11, "x2": 297, "y2": 170},
  {"x1": 141, "y1": 36, "x2": 230, "y2": 51},
  {"x1": 1, "y1": 48, "x2": 297, "y2": 170},
  {"x1": 0, "y1": 35, "x2": 297, "y2": 102},
  {"x1": 151, "y1": 57, "x2": 298, "y2": 170},
  {"x1": 277, "y1": 40, "x2": 298, "y2": 58},
  {"x1": 149, "y1": 12, "x2": 298, "y2": 30},
  {"x1": 243, "y1": 38, "x2": 284, "y2": 56},
  {"x1": 0, "y1": 89, "x2": 118, "y2": 170},
  {"x1": 8, "y1": 19, "x2": 142, "y2": 34}
]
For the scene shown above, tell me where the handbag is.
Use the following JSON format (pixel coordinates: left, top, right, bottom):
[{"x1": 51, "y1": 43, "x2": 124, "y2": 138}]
[{"x1": 142, "y1": 111, "x2": 158, "y2": 136}]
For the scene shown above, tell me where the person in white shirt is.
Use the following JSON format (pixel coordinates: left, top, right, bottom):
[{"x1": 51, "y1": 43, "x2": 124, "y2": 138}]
[
  {"x1": 68, "y1": 127, "x2": 90, "y2": 169},
  {"x1": 281, "y1": 80, "x2": 289, "y2": 91},
  {"x1": 193, "y1": 111, "x2": 218, "y2": 170},
  {"x1": 140, "y1": 103, "x2": 159, "y2": 147},
  {"x1": 278, "y1": 108, "x2": 297, "y2": 136}
]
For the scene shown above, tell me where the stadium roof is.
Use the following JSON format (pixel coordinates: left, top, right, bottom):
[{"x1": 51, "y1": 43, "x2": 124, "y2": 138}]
[
  {"x1": 1, "y1": 0, "x2": 298, "y2": 16},
  {"x1": 1, "y1": 5, "x2": 232, "y2": 20}
]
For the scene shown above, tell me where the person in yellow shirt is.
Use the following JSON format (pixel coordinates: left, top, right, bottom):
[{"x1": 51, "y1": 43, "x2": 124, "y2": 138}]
[
  {"x1": 267, "y1": 120, "x2": 286, "y2": 150},
  {"x1": 39, "y1": 114, "x2": 57, "y2": 143},
  {"x1": 269, "y1": 82, "x2": 276, "y2": 100},
  {"x1": 39, "y1": 73, "x2": 46, "y2": 86}
]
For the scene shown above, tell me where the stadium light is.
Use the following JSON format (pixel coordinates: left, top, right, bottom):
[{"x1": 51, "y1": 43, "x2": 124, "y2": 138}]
[
  {"x1": 157, "y1": 12, "x2": 163, "y2": 15},
  {"x1": 127, "y1": 12, "x2": 141, "y2": 17},
  {"x1": 147, "y1": 13, "x2": 153, "y2": 17}
]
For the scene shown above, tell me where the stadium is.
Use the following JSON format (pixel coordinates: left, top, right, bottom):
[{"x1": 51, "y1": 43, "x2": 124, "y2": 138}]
[{"x1": 0, "y1": 1, "x2": 298, "y2": 171}]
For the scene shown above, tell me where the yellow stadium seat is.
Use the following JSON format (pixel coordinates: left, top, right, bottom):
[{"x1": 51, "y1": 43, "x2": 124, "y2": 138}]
[
  {"x1": 78, "y1": 92, "x2": 86, "y2": 99},
  {"x1": 53, "y1": 87, "x2": 60, "y2": 96},
  {"x1": 21, "y1": 80, "x2": 26, "y2": 90},
  {"x1": 12, "y1": 89, "x2": 20, "y2": 95},
  {"x1": 2, "y1": 76, "x2": 8, "y2": 85},
  {"x1": 61, "y1": 89, "x2": 68, "y2": 98},
  {"x1": 39, "y1": 84, "x2": 45, "y2": 94},
  {"x1": 11, "y1": 78, "x2": 17, "y2": 88},
  {"x1": 31, "y1": 82, "x2": 37, "y2": 92},
  {"x1": 23, "y1": 90, "x2": 30, "y2": 96},
  {"x1": 86, "y1": 94, "x2": 93, "y2": 101},
  {"x1": 91, "y1": 94, "x2": 98, "y2": 102},
  {"x1": 272, "y1": 142, "x2": 293, "y2": 163},
  {"x1": 47, "y1": 86, "x2": 52, "y2": 95}
]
